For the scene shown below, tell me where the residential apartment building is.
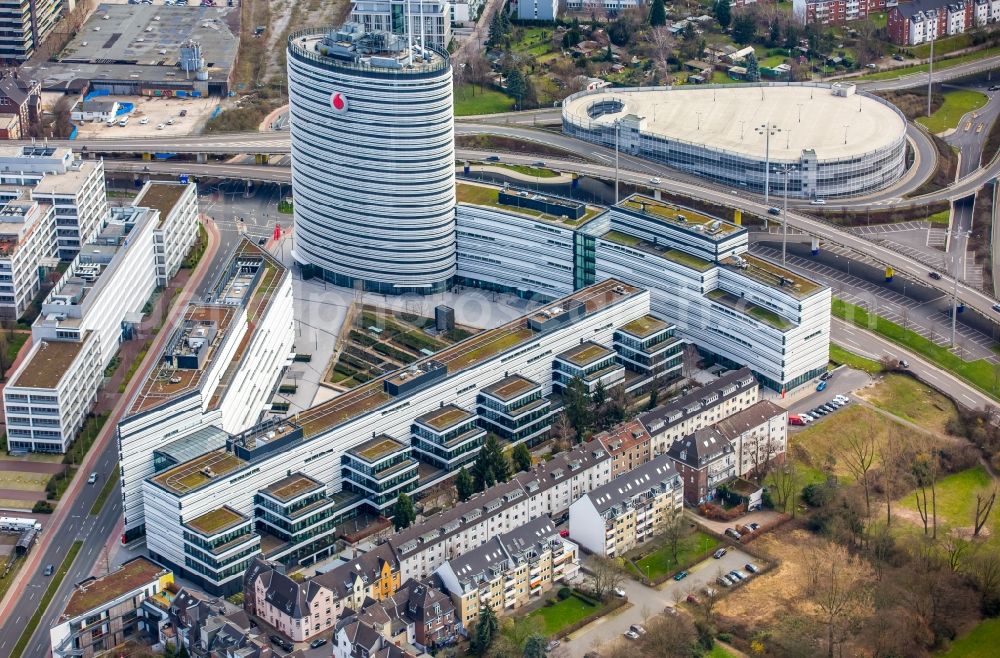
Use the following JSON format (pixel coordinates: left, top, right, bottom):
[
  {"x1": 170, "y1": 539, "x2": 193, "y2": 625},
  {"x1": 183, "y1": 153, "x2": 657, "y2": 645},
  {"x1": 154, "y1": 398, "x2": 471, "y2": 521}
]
[
  {"x1": 887, "y1": 0, "x2": 990, "y2": 44},
  {"x1": 244, "y1": 543, "x2": 401, "y2": 642},
  {"x1": 714, "y1": 400, "x2": 787, "y2": 479},
  {"x1": 132, "y1": 181, "x2": 199, "y2": 286},
  {"x1": 118, "y1": 239, "x2": 295, "y2": 545},
  {"x1": 31, "y1": 159, "x2": 108, "y2": 259},
  {"x1": 637, "y1": 367, "x2": 760, "y2": 456},
  {"x1": 794, "y1": 0, "x2": 886, "y2": 25},
  {"x1": 0, "y1": 75, "x2": 40, "y2": 138},
  {"x1": 139, "y1": 281, "x2": 640, "y2": 594},
  {"x1": 0, "y1": 0, "x2": 66, "y2": 63},
  {"x1": 449, "y1": 0, "x2": 485, "y2": 22},
  {"x1": 332, "y1": 578, "x2": 456, "y2": 656},
  {"x1": 349, "y1": 0, "x2": 451, "y2": 51},
  {"x1": 568, "y1": 453, "x2": 684, "y2": 557},
  {"x1": 436, "y1": 515, "x2": 579, "y2": 633},
  {"x1": 513, "y1": 0, "x2": 558, "y2": 20},
  {"x1": 390, "y1": 437, "x2": 612, "y2": 583},
  {"x1": 666, "y1": 426, "x2": 738, "y2": 506},
  {"x1": 50, "y1": 557, "x2": 174, "y2": 658},
  {"x1": 5, "y1": 207, "x2": 157, "y2": 452},
  {"x1": 595, "y1": 420, "x2": 652, "y2": 478},
  {"x1": 0, "y1": 196, "x2": 54, "y2": 320}
]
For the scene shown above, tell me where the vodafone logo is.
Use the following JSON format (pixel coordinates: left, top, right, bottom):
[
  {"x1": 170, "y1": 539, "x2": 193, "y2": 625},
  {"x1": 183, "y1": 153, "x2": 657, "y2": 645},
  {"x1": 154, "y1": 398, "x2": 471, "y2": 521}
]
[{"x1": 330, "y1": 92, "x2": 348, "y2": 113}]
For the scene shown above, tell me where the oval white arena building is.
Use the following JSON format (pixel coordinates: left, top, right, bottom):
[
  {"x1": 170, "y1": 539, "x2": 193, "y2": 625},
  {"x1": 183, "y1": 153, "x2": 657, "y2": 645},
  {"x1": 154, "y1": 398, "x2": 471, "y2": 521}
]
[
  {"x1": 562, "y1": 83, "x2": 908, "y2": 199},
  {"x1": 287, "y1": 24, "x2": 456, "y2": 294}
]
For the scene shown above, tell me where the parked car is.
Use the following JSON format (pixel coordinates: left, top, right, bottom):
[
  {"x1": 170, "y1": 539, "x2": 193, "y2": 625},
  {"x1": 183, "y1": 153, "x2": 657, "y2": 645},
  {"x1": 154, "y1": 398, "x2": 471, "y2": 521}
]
[
  {"x1": 928, "y1": 271, "x2": 942, "y2": 280},
  {"x1": 799, "y1": 413, "x2": 814, "y2": 423},
  {"x1": 992, "y1": 303, "x2": 1000, "y2": 312},
  {"x1": 559, "y1": 529, "x2": 569, "y2": 538},
  {"x1": 748, "y1": 523, "x2": 760, "y2": 531},
  {"x1": 820, "y1": 371, "x2": 833, "y2": 381},
  {"x1": 156, "y1": 123, "x2": 165, "y2": 130},
  {"x1": 731, "y1": 570, "x2": 748, "y2": 580},
  {"x1": 309, "y1": 638, "x2": 328, "y2": 649},
  {"x1": 624, "y1": 630, "x2": 640, "y2": 640},
  {"x1": 990, "y1": 85, "x2": 1000, "y2": 91},
  {"x1": 898, "y1": 359, "x2": 910, "y2": 368},
  {"x1": 673, "y1": 570, "x2": 689, "y2": 581},
  {"x1": 717, "y1": 575, "x2": 732, "y2": 587},
  {"x1": 724, "y1": 527, "x2": 742, "y2": 540},
  {"x1": 87, "y1": 472, "x2": 98, "y2": 484},
  {"x1": 180, "y1": 109, "x2": 188, "y2": 117},
  {"x1": 788, "y1": 414, "x2": 804, "y2": 426},
  {"x1": 613, "y1": 587, "x2": 626, "y2": 598},
  {"x1": 630, "y1": 624, "x2": 647, "y2": 635},
  {"x1": 821, "y1": 404, "x2": 837, "y2": 413},
  {"x1": 893, "y1": 53, "x2": 905, "y2": 61},
  {"x1": 546, "y1": 640, "x2": 561, "y2": 651},
  {"x1": 485, "y1": 155, "x2": 500, "y2": 162},
  {"x1": 816, "y1": 380, "x2": 827, "y2": 392},
  {"x1": 745, "y1": 563, "x2": 760, "y2": 573},
  {"x1": 166, "y1": 118, "x2": 175, "y2": 125},
  {"x1": 713, "y1": 548, "x2": 727, "y2": 559},
  {"x1": 44, "y1": 564, "x2": 54, "y2": 576},
  {"x1": 139, "y1": 116, "x2": 149, "y2": 125},
  {"x1": 703, "y1": 586, "x2": 718, "y2": 597}
]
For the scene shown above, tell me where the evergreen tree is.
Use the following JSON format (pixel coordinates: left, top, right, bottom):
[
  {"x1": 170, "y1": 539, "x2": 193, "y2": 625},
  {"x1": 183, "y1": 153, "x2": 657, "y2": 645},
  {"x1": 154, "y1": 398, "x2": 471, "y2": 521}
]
[
  {"x1": 473, "y1": 434, "x2": 511, "y2": 490},
  {"x1": 505, "y1": 67, "x2": 527, "y2": 109},
  {"x1": 649, "y1": 0, "x2": 667, "y2": 27},
  {"x1": 714, "y1": 0, "x2": 731, "y2": 30},
  {"x1": 471, "y1": 605, "x2": 500, "y2": 656},
  {"x1": 732, "y1": 13, "x2": 757, "y2": 44},
  {"x1": 745, "y1": 52, "x2": 761, "y2": 81},
  {"x1": 393, "y1": 493, "x2": 416, "y2": 531},
  {"x1": 523, "y1": 635, "x2": 547, "y2": 658},
  {"x1": 456, "y1": 466, "x2": 475, "y2": 502},
  {"x1": 647, "y1": 386, "x2": 659, "y2": 411},
  {"x1": 512, "y1": 443, "x2": 532, "y2": 473},
  {"x1": 593, "y1": 379, "x2": 607, "y2": 410},
  {"x1": 488, "y1": 11, "x2": 502, "y2": 47},
  {"x1": 564, "y1": 376, "x2": 592, "y2": 441},
  {"x1": 500, "y1": 8, "x2": 511, "y2": 34},
  {"x1": 768, "y1": 16, "x2": 782, "y2": 47}
]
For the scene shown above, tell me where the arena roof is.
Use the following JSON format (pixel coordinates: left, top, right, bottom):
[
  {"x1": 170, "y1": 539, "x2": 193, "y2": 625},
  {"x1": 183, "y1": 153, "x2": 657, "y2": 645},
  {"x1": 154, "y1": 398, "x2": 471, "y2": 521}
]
[{"x1": 563, "y1": 85, "x2": 906, "y2": 162}]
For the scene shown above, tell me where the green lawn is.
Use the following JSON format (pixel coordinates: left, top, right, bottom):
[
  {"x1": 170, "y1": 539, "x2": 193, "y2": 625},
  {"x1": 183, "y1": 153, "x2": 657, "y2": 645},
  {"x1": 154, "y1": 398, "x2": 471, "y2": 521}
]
[
  {"x1": 927, "y1": 208, "x2": 951, "y2": 225},
  {"x1": 911, "y1": 33, "x2": 973, "y2": 59},
  {"x1": 758, "y1": 55, "x2": 786, "y2": 69},
  {"x1": 89, "y1": 471, "x2": 119, "y2": 516},
  {"x1": 706, "y1": 646, "x2": 739, "y2": 658},
  {"x1": 943, "y1": 618, "x2": 1000, "y2": 657},
  {"x1": 829, "y1": 343, "x2": 882, "y2": 374},
  {"x1": 900, "y1": 465, "x2": 993, "y2": 530},
  {"x1": 496, "y1": 163, "x2": 560, "y2": 178},
  {"x1": 525, "y1": 595, "x2": 602, "y2": 635},
  {"x1": 916, "y1": 90, "x2": 989, "y2": 134},
  {"x1": 628, "y1": 530, "x2": 719, "y2": 581},
  {"x1": 832, "y1": 298, "x2": 1000, "y2": 401},
  {"x1": 454, "y1": 84, "x2": 515, "y2": 116},
  {"x1": 864, "y1": 373, "x2": 959, "y2": 434}
]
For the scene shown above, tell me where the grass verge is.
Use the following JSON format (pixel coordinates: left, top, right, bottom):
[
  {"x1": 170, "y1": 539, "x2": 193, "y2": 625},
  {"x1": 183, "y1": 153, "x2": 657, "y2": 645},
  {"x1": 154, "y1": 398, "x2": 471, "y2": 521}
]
[
  {"x1": 496, "y1": 163, "x2": 559, "y2": 178},
  {"x1": 10, "y1": 540, "x2": 83, "y2": 658},
  {"x1": 627, "y1": 530, "x2": 719, "y2": 582},
  {"x1": 829, "y1": 343, "x2": 883, "y2": 374},
  {"x1": 455, "y1": 84, "x2": 515, "y2": 116},
  {"x1": 916, "y1": 90, "x2": 989, "y2": 134},
  {"x1": 0, "y1": 557, "x2": 25, "y2": 609},
  {"x1": 89, "y1": 471, "x2": 119, "y2": 516},
  {"x1": 862, "y1": 373, "x2": 959, "y2": 433},
  {"x1": 525, "y1": 591, "x2": 612, "y2": 636},
  {"x1": 943, "y1": 617, "x2": 1000, "y2": 657},
  {"x1": 857, "y1": 46, "x2": 1000, "y2": 81},
  {"x1": 832, "y1": 298, "x2": 1000, "y2": 400}
]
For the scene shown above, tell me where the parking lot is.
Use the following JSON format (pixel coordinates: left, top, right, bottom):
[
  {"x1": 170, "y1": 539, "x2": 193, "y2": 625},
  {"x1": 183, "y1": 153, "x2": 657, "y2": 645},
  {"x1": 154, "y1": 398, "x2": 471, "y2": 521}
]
[{"x1": 75, "y1": 95, "x2": 220, "y2": 138}]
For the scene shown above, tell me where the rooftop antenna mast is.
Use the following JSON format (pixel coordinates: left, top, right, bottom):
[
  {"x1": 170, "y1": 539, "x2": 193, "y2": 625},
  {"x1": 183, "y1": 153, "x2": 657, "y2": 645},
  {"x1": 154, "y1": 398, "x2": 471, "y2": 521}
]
[
  {"x1": 419, "y1": 0, "x2": 426, "y2": 53},
  {"x1": 404, "y1": 0, "x2": 413, "y2": 65}
]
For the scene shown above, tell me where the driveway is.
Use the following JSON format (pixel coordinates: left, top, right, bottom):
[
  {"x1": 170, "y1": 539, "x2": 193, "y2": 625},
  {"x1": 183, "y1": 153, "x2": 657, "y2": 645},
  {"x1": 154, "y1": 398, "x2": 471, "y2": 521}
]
[{"x1": 563, "y1": 548, "x2": 757, "y2": 653}]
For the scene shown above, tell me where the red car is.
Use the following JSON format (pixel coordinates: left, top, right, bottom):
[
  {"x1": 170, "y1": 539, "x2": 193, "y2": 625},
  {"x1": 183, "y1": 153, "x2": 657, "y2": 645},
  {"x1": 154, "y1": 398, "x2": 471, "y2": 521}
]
[{"x1": 559, "y1": 529, "x2": 569, "y2": 538}]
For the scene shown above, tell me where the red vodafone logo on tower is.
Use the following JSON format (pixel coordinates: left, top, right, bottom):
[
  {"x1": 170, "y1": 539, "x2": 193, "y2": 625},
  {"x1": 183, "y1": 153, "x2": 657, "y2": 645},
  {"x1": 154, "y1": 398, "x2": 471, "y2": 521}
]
[{"x1": 330, "y1": 91, "x2": 348, "y2": 113}]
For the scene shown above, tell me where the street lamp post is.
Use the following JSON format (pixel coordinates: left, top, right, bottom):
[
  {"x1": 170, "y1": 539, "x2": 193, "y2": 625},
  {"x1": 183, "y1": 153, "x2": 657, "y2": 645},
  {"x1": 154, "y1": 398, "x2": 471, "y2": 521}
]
[{"x1": 756, "y1": 123, "x2": 781, "y2": 206}]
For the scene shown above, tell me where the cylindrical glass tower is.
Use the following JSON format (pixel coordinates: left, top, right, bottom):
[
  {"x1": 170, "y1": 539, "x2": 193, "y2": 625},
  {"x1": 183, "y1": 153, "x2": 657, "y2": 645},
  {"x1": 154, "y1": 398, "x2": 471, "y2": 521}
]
[{"x1": 287, "y1": 25, "x2": 455, "y2": 294}]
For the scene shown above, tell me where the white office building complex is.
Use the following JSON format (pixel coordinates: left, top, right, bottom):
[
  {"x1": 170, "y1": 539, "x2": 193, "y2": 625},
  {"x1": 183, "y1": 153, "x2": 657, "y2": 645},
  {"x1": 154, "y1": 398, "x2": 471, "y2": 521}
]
[
  {"x1": 287, "y1": 23, "x2": 455, "y2": 294},
  {"x1": 139, "y1": 281, "x2": 643, "y2": 594},
  {"x1": 0, "y1": 196, "x2": 55, "y2": 320},
  {"x1": 4, "y1": 208, "x2": 158, "y2": 453},
  {"x1": 453, "y1": 183, "x2": 830, "y2": 391},
  {"x1": 0, "y1": 146, "x2": 110, "y2": 260},
  {"x1": 350, "y1": 0, "x2": 451, "y2": 49},
  {"x1": 133, "y1": 181, "x2": 200, "y2": 286},
  {"x1": 118, "y1": 239, "x2": 294, "y2": 543}
]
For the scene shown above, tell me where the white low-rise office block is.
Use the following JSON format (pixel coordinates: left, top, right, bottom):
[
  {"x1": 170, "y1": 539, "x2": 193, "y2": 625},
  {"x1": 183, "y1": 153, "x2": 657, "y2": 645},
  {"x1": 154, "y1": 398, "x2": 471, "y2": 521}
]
[
  {"x1": 0, "y1": 196, "x2": 55, "y2": 320},
  {"x1": 118, "y1": 240, "x2": 294, "y2": 543},
  {"x1": 350, "y1": 0, "x2": 451, "y2": 49},
  {"x1": 5, "y1": 208, "x2": 158, "y2": 453},
  {"x1": 590, "y1": 195, "x2": 830, "y2": 391},
  {"x1": 140, "y1": 281, "x2": 643, "y2": 593},
  {"x1": 133, "y1": 181, "x2": 200, "y2": 286},
  {"x1": 0, "y1": 146, "x2": 109, "y2": 260}
]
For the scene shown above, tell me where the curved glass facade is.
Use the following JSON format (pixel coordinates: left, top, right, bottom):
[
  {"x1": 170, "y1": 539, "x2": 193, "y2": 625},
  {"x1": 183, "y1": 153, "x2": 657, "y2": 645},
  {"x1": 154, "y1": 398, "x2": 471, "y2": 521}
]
[{"x1": 287, "y1": 28, "x2": 456, "y2": 293}]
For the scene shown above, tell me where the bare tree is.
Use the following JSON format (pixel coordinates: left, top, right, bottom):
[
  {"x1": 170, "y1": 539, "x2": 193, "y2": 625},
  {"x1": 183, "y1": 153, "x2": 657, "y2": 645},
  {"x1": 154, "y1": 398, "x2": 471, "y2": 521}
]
[
  {"x1": 912, "y1": 452, "x2": 939, "y2": 538},
  {"x1": 681, "y1": 343, "x2": 700, "y2": 380},
  {"x1": 803, "y1": 542, "x2": 875, "y2": 658},
  {"x1": 638, "y1": 611, "x2": 699, "y2": 657},
  {"x1": 969, "y1": 550, "x2": 1000, "y2": 600},
  {"x1": 770, "y1": 462, "x2": 801, "y2": 516},
  {"x1": 647, "y1": 26, "x2": 676, "y2": 79},
  {"x1": 661, "y1": 513, "x2": 685, "y2": 574},
  {"x1": 941, "y1": 535, "x2": 971, "y2": 572},
  {"x1": 841, "y1": 427, "x2": 877, "y2": 517},
  {"x1": 974, "y1": 486, "x2": 997, "y2": 537},
  {"x1": 589, "y1": 556, "x2": 626, "y2": 600},
  {"x1": 881, "y1": 429, "x2": 906, "y2": 526},
  {"x1": 549, "y1": 412, "x2": 574, "y2": 453}
]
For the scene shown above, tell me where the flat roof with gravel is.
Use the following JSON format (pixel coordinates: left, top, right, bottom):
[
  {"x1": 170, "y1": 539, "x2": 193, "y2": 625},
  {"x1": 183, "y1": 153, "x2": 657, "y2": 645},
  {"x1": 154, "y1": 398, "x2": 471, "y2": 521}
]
[
  {"x1": 10, "y1": 338, "x2": 88, "y2": 389},
  {"x1": 564, "y1": 85, "x2": 905, "y2": 161}
]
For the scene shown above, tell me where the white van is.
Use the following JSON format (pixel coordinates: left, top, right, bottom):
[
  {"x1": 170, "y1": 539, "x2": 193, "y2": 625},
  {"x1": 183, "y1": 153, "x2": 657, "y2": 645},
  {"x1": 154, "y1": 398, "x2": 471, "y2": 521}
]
[{"x1": 118, "y1": 116, "x2": 129, "y2": 127}]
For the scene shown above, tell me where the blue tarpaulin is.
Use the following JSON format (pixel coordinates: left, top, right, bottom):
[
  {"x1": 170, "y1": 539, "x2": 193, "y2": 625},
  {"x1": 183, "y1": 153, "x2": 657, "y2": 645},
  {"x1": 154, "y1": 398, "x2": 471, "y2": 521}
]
[
  {"x1": 154, "y1": 153, "x2": 178, "y2": 160},
  {"x1": 84, "y1": 90, "x2": 110, "y2": 101},
  {"x1": 115, "y1": 102, "x2": 134, "y2": 117},
  {"x1": 68, "y1": 126, "x2": 78, "y2": 140}
]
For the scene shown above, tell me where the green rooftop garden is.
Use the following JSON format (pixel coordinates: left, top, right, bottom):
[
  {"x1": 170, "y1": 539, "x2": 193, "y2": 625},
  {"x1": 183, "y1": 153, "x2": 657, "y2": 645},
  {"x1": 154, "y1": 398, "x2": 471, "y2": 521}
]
[
  {"x1": 441, "y1": 327, "x2": 536, "y2": 371},
  {"x1": 620, "y1": 315, "x2": 668, "y2": 338},
  {"x1": 602, "y1": 230, "x2": 642, "y2": 247},
  {"x1": 186, "y1": 507, "x2": 244, "y2": 536},
  {"x1": 456, "y1": 183, "x2": 601, "y2": 226},
  {"x1": 707, "y1": 289, "x2": 792, "y2": 331}
]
